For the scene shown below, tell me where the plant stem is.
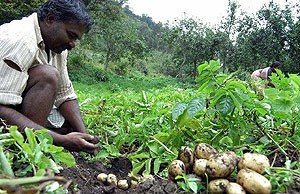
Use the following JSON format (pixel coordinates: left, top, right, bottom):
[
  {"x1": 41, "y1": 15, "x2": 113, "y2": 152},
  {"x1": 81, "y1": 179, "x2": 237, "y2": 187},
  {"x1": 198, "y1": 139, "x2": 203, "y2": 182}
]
[
  {"x1": 0, "y1": 176, "x2": 66, "y2": 185},
  {"x1": 149, "y1": 136, "x2": 176, "y2": 156},
  {"x1": 270, "y1": 167, "x2": 300, "y2": 177},
  {"x1": 232, "y1": 142, "x2": 258, "y2": 149},
  {"x1": 263, "y1": 130, "x2": 287, "y2": 156}
]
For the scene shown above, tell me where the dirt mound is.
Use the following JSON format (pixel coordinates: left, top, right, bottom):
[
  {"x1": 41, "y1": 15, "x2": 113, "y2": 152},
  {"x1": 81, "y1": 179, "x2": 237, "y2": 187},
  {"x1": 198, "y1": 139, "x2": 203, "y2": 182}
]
[{"x1": 58, "y1": 154, "x2": 177, "y2": 194}]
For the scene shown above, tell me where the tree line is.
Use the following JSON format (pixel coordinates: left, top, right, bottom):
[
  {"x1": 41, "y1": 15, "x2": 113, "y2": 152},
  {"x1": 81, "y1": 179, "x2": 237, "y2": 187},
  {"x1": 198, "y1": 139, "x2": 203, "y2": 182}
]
[{"x1": 1, "y1": 0, "x2": 299, "y2": 79}]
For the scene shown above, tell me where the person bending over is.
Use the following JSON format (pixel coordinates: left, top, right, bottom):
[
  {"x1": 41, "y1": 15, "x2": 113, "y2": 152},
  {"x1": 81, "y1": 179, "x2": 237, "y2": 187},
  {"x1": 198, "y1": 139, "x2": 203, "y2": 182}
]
[
  {"x1": 0, "y1": 0, "x2": 99, "y2": 154},
  {"x1": 251, "y1": 61, "x2": 282, "y2": 89}
]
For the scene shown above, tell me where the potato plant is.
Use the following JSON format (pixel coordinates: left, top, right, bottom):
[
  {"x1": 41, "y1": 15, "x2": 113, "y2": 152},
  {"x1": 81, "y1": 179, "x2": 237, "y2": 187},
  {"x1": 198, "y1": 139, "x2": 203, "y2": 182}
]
[
  {"x1": 0, "y1": 126, "x2": 75, "y2": 177},
  {"x1": 0, "y1": 126, "x2": 76, "y2": 193}
]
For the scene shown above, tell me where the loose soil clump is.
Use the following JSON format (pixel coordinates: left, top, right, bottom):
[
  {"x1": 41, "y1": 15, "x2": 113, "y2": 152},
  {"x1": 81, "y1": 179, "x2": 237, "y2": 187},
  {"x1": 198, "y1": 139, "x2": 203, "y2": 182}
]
[{"x1": 58, "y1": 154, "x2": 177, "y2": 194}]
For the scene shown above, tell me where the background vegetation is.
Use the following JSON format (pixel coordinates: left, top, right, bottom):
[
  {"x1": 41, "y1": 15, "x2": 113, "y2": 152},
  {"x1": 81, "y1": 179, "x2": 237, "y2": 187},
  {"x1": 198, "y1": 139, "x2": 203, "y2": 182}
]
[{"x1": 1, "y1": 0, "x2": 299, "y2": 78}]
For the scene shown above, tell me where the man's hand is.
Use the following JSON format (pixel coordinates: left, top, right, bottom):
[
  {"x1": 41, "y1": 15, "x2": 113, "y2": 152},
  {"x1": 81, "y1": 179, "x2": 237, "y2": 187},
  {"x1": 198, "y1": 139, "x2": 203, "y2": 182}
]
[{"x1": 59, "y1": 132, "x2": 99, "y2": 154}]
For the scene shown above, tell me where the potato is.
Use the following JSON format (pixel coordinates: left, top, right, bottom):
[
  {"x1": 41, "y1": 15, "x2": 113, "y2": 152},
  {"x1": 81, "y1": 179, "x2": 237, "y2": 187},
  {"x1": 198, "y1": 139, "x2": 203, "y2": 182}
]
[
  {"x1": 130, "y1": 180, "x2": 139, "y2": 188},
  {"x1": 141, "y1": 174, "x2": 155, "y2": 182},
  {"x1": 97, "y1": 173, "x2": 108, "y2": 183},
  {"x1": 206, "y1": 151, "x2": 238, "y2": 178},
  {"x1": 194, "y1": 143, "x2": 217, "y2": 160},
  {"x1": 238, "y1": 153, "x2": 270, "y2": 174},
  {"x1": 88, "y1": 136, "x2": 100, "y2": 144},
  {"x1": 208, "y1": 178, "x2": 229, "y2": 194},
  {"x1": 118, "y1": 179, "x2": 129, "y2": 190},
  {"x1": 237, "y1": 168, "x2": 272, "y2": 194},
  {"x1": 193, "y1": 159, "x2": 207, "y2": 177},
  {"x1": 168, "y1": 160, "x2": 186, "y2": 181},
  {"x1": 226, "y1": 182, "x2": 246, "y2": 194},
  {"x1": 178, "y1": 146, "x2": 194, "y2": 173},
  {"x1": 107, "y1": 173, "x2": 118, "y2": 186}
]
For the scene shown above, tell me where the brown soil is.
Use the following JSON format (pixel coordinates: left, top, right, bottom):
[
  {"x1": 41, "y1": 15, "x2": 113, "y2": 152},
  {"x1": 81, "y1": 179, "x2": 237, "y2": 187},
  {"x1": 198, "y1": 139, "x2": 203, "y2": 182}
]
[{"x1": 58, "y1": 154, "x2": 179, "y2": 194}]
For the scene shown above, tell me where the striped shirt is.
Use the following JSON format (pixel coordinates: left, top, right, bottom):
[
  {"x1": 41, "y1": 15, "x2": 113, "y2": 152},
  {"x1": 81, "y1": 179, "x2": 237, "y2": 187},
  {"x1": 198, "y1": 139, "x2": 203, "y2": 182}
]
[{"x1": 0, "y1": 13, "x2": 77, "y2": 107}]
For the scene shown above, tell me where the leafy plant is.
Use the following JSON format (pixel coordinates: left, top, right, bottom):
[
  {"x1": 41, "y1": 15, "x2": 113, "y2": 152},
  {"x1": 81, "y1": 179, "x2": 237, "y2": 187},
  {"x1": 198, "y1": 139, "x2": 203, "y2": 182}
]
[
  {"x1": 0, "y1": 126, "x2": 75, "y2": 177},
  {"x1": 266, "y1": 160, "x2": 300, "y2": 192},
  {"x1": 175, "y1": 173, "x2": 204, "y2": 193}
]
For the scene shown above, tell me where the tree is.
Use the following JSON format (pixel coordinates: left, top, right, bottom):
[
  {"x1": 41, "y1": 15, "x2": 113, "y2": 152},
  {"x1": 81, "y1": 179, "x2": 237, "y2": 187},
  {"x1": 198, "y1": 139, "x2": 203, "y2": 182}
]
[
  {"x1": 287, "y1": 20, "x2": 300, "y2": 72},
  {"x1": 164, "y1": 16, "x2": 224, "y2": 79},
  {"x1": 0, "y1": 0, "x2": 46, "y2": 24},
  {"x1": 86, "y1": 0, "x2": 146, "y2": 73}
]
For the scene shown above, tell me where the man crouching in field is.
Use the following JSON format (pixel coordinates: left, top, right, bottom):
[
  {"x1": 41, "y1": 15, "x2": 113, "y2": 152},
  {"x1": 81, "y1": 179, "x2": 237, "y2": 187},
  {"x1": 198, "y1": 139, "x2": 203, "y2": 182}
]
[{"x1": 0, "y1": 0, "x2": 99, "y2": 154}]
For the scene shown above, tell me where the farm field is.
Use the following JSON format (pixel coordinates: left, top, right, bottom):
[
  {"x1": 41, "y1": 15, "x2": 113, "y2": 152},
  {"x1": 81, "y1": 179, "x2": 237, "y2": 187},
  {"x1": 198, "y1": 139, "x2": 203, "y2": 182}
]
[
  {"x1": 58, "y1": 61, "x2": 299, "y2": 193},
  {"x1": 0, "y1": 61, "x2": 299, "y2": 193}
]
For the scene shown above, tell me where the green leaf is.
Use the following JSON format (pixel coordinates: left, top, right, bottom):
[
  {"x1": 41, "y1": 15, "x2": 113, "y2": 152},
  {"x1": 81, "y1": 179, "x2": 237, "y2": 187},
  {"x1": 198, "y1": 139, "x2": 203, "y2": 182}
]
[
  {"x1": 48, "y1": 144, "x2": 64, "y2": 153},
  {"x1": 188, "y1": 181, "x2": 198, "y2": 193},
  {"x1": 36, "y1": 169, "x2": 46, "y2": 176},
  {"x1": 227, "y1": 80, "x2": 247, "y2": 91},
  {"x1": 229, "y1": 128, "x2": 240, "y2": 146},
  {"x1": 95, "y1": 150, "x2": 110, "y2": 159},
  {"x1": 187, "y1": 98, "x2": 206, "y2": 117},
  {"x1": 24, "y1": 128, "x2": 37, "y2": 150},
  {"x1": 181, "y1": 118, "x2": 201, "y2": 130},
  {"x1": 147, "y1": 141, "x2": 160, "y2": 156},
  {"x1": 196, "y1": 62, "x2": 208, "y2": 74},
  {"x1": 289, "y1": 74, "x2": 300, "y2": 90},
  {"x1": 103, "y1": 144, "x2": 121, "y2": 157},
  {"x1": 0, "y1": 139, "x2": 15, "y2": 145},
  {"x1": 255, "y1": 102, "x2": 271, "y2": 115},
  {"x1": 33, "y1": 144, "x2": 43, "y2": 164},
  {"x1": 153, "y1": 158, "x2": 161, "y2": 174},
  {"x1": 272, "y1": 98, "x2": 293, "y2": 114},
  {"x1": 0, "y1": 146, "x2": 14, "y2": 177},
  {"x1": 36, "y1": 130, "x2": 53, "y2": 145},
  {"x1": 211, "y1": 88, "x2": 226, "y2": 107},
  {"x1": 21, "y1": 143, "x2": 33, "y2": 156},
  {"x1": 228, "y1": 91, "x2": 243, "y2": 114},
  {"x1": 172, "y1": 102, "x2": 188, "y2": 120},
  {"x1": 216, "y1": 95, "x2": 234, "y2": 116},
  {"x1": 219, "y1": 136, "x2": 233, "y2": 147},
  {"x1": 129, "y1": 152, "x2": 150, "y2": 160},
  {"x1": 132, "y1": 161, "x2": 145, "y2": 175},
  {"x1": 9, "y1": 126, "x2": 24, "y2": 145},
  {"x1": 38, "y1": 156, "x2": 60, "y2": 173},
  {"x1": 51, "y1": 152, "x2": 76, "y2": 167},
  {"x1": 144, "y1": 158, "x2": 152, "y2": 175}
]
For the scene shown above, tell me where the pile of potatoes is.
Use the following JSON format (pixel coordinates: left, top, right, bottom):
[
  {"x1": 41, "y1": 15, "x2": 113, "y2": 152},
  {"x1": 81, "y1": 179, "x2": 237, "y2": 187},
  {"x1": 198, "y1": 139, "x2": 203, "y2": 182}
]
[
  {"x1": 168, "y1": 143, "x2": 272, "y2": 194},
  {"x1": 96, "y1": 172, "x2": 155, "y2": 190},
  {"x1": 96, "y1": 172, "x2": 141, "y2": 190}
]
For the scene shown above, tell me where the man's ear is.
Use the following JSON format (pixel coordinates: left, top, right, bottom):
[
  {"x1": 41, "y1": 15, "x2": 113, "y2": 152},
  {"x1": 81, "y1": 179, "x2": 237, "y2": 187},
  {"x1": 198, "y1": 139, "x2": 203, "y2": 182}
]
[{"x1": 45, "y1": 14, "x2": 56, "y2": 25}]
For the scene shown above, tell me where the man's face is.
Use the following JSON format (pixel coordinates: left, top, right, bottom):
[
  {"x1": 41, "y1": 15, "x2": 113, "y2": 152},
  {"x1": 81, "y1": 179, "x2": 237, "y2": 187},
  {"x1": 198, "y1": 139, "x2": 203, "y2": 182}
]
[{"x1": 44, "y1": 18, "x2": 85, "y2": 54}]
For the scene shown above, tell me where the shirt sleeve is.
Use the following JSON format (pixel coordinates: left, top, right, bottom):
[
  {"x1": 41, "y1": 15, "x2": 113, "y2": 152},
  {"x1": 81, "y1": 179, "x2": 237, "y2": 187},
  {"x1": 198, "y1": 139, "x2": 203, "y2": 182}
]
[{"x1": 0, "y1": 39, "x2": 35, "y2": 105}]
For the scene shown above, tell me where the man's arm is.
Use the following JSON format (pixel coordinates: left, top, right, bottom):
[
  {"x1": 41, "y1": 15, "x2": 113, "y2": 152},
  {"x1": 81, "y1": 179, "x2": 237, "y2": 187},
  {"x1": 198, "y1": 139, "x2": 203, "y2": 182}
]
[
  {"x1": 0, "y1": 104, "x2": 98, "y2": 153},
  {"x1": 0, "y1": 104, "x2": 44, "y2": 131},
  {"x1": 58, "y1": 99, "x2": 86, "y2": 133},
  {"x1": 0, "y1": 104, "x2": 67, "y2": 144}
]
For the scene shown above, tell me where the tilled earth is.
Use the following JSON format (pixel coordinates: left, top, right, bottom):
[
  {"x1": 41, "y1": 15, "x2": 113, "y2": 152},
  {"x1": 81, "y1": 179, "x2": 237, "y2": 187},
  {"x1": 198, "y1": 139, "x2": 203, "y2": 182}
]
[{"x1": 58, "y1": 155, "x2": 178, "y2": 194}]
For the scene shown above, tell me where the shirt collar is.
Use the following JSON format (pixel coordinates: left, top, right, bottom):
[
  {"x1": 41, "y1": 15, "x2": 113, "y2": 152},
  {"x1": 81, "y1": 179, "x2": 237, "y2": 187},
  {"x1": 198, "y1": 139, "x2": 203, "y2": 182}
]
[{"x1": 32, "y1": 13, "x2": 44, "y2": 48}]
